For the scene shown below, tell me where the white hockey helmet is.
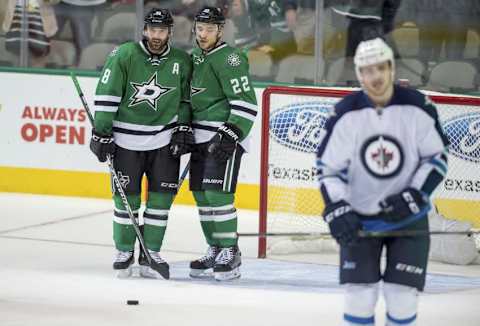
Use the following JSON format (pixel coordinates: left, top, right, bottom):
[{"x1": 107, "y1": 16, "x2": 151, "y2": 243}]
[{"x1": 354, "y1": 37, "x2": 395, "y2": 80}]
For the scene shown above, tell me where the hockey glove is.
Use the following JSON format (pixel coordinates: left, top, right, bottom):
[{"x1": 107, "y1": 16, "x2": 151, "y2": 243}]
[
  {"x1": 380, "y1": 187, "x2": 428, "y2": 222},
  {"x1": 323, "y1": 200, "x2": 362, "y2": 247},
  {"x1": 169, "y1": 124, "x2": 194, "y2": 158},
  {"x1": 89, "y1": 129, "x2": 115, "y2": 163},
  {"x1": 207, "y1": 123, "x2": 243, "y2": 162}
]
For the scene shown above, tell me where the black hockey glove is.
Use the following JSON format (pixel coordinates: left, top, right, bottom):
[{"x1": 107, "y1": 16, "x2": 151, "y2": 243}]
[
  {"x1": 380, "y1": 188, "x2": 428, "y2": 222},
  {"x1": 207, "y1": 123, "x2": 243, "y2": 162},
  {"x1": 89, "y1": 129, "x2": 115, "y2": 163},
  {"x1": 323, "y1": 200, "x2": 362, "y2": 247},
  {"x1": 169, "y1": 124, "x2": 194, "y2": 158}
]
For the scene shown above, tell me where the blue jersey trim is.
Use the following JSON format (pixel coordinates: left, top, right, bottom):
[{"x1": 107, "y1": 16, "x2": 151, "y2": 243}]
[
  {"x1": 429, "y1": 154, "x2": 448, "y2": 176},
  {"x1": 361, "y1": 204, "x2": 431, "y2": 232}
]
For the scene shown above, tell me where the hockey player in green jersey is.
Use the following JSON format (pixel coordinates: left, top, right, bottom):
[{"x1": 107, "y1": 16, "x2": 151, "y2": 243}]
[
  {"x1": 185, "y1": 6, "x2": 257, "y2": 281},
  {"x1": 89, "y1": 8, "x2": 192, "y2": 279}
]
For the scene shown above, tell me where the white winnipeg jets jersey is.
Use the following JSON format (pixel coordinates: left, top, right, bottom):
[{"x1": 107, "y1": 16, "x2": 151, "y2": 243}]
[{"x1": 317, "y1": 85, "x2": 449, "y2": 215}]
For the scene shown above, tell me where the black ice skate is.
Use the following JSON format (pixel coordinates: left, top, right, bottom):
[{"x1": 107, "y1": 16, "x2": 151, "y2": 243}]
[
  {"x1": 189, "y1": 246, "x2": 220, "y2": 278},
  {"x1": 213, "y1": 246, "x2": 241, "y2": 281},
  {"x1": 138, "y1": 249, "x2": 170, "y2": 279},
  {"x1": 113, "y1": 250, "x2": 134, "y2": 278}
]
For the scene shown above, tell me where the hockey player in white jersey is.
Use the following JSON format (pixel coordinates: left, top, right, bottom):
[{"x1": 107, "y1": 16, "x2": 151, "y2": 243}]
[{"x1": 317, "y1": 38, "x2": 449, "y2": 326}]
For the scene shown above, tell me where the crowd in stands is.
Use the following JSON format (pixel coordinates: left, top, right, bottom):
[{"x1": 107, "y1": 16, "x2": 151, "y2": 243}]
[{"x1": 0, "y1": 0, "x2": 479, "y2": 92}]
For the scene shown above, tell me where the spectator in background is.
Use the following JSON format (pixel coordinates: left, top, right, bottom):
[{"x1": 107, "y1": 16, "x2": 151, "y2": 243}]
[
  {"x1": 328, "y1": 0, "x2": 401, "y2": 85},
  {"x1": 227, "y1": 0, "x2": 296, "y2": 76},
  {"x1": 440, "y1": 1, "x2": 472, "y2": 61},
  {"x1": 415, "y1": 0, "x2": 448, "y2": 66},
  {"x1": 228, "y1": 0, "x2": 258, "y2": 49},
  {"x1": 169, "y1": 0, "x2": 207, "y2": 19},
  {"x1": 54, "y1": 0, "x2": 107, "y2": 66},
  {"x1": 331, "y1": 0, "x2": 400, "y2": 59},
  {"x1": 252, "y1": 0, "x2": 297, "y2": 65},
  {"x1": 472, "y1": 1, "x2": 480, "y2": 72},
  {"x1": 416, "y1": 0, "x2": 472, "y2": 65},
  {"x1": 3, "y1": 0, "x2": 59, "y2": 67},
  {"x1": 286, "y1": 0, "x2": 316, "y2": 54},
  {"x1": 144, "y1": 0, "x2": 229, "y2": 48},
  {"x1": 145, "y1": 0, "x2": 222, "y2": 20},
  {"x1": 0, "y1": 4, "x2": 7, "y2": 24}
]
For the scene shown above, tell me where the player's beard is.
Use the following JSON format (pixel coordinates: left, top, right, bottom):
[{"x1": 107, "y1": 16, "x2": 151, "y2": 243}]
[{"x1": 147, "y1": 37, "x2": 168, "y2": 54}]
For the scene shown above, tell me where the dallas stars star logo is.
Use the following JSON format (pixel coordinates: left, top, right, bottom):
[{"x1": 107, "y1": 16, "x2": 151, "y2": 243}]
[
  {"x1": 129, "y1": 72, "x2": 176, "y2": 110},
  {"x1": 191, "y1": 86, "x2": 206, "y2": 97}
]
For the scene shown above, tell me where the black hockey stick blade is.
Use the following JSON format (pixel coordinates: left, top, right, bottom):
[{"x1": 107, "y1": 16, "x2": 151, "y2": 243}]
[{"x1": 150, "y1": 260, "x2": 170, "y2": 280}]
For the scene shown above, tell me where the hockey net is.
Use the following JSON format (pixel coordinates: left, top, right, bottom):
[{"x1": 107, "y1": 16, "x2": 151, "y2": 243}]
[{"x1": 258, "y1": 86, "x2": 480, "y2": 259}]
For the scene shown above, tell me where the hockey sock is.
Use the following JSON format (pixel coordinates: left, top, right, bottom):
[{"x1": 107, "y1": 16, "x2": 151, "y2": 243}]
[
  {"x1": 205, "y1": 191, "x2": 237, "y2": 247},
  {"x1": 193, "y1": 191, "x2": 217, "y2": 246},
  {"x1": 143, "y1": 192, "x2": 174, "y2": 251},
  {"x1": 343, "y1": 283, "x2": 379, "y2": 326},
  {"x1": 384, "y1": 283, "x2": 418, "y2": 326},
  {"x1": 113, "y1": 194, "x2": 141, "y2": 252}
]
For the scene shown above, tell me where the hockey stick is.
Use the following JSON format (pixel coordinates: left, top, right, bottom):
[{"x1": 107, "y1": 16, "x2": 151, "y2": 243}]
[
  {"x1": 70, "y1": 73, "x2": 169, "y2": 279},
  {"x1": 213, "y1": 230, "x2": 480, "y2": 239},
  {"x1": 177, "y1": 160, "x2": 190, "y2": 191}
]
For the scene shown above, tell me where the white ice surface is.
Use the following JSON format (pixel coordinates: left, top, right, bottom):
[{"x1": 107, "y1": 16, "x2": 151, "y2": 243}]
[{"x1": 1, "y1": 193, "x2": 479, "y2": 326}]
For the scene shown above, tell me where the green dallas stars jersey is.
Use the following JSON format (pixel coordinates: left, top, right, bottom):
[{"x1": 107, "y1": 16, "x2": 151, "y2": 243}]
[
  {"x1": 93, "y1": 41, "x2": 192, "y2": 151},
  {"x1": 190, "y1": 42, "x2": 258, "y2": 151}
]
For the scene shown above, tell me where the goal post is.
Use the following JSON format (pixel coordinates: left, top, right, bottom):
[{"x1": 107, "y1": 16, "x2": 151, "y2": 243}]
[{"x1": 258, "y1": 85, "x2": 480, "y2": 259}]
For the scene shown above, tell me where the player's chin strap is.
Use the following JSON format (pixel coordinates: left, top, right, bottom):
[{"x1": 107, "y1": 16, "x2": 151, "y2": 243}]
[{"x1": 212, "y1": 229, "x2": 480, "y2": 239}]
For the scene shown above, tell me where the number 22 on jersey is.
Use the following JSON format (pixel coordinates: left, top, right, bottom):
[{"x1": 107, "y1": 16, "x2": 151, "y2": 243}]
[{"x1": 230, "y1": 76, "x2": 250, "y2": 94}]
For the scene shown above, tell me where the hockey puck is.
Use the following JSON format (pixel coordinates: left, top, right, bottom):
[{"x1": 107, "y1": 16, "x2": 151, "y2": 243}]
[{"x1": 126, "y1": 300, "x2": 139, "y2": 305}]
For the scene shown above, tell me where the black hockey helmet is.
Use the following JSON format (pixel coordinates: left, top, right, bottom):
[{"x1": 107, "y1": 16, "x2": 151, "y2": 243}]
[
  {"x1": 194, "y1": 6, "x2": 225, "y2": 25},
  {"x1": 144, "y1": 8, "x2": 174, "y2": 28}
]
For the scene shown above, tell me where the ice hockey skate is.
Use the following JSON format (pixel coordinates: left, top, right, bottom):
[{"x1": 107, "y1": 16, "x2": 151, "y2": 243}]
[
  {"x1": 113, "y1": 250, "x2": 134, "y2": 278},
  {"x1": 138, "y1": 249, "x2": 170, "y2": 279},
  {"x1": 189, "y1": 246, "x2": 219, "y2": 278},
  {"x1": 213, "y1": 246, "x2": 241, "y2": 281}
]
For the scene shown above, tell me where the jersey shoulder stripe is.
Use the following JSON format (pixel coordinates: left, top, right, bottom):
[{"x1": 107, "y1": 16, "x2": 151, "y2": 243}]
[{"x1": 230, "y1": 100, "x2": 258, "y2": 121}]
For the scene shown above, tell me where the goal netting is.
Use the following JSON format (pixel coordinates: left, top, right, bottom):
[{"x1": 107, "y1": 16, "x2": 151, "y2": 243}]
[{"x1": 259, "y1": 86, "x2": 480, "y2": 261}]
